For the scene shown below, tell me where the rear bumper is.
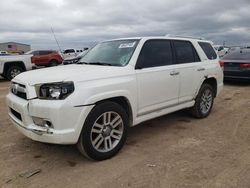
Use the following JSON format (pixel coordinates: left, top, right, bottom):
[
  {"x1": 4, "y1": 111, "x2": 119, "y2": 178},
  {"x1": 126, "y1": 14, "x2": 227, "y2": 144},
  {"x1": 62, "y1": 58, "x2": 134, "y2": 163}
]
[
  {"x1": 224, "y1": 70, "x2": 250, "y2": 81},
  {"x1": 6, "y1": 93, "x2": 94, "y2": 144}
]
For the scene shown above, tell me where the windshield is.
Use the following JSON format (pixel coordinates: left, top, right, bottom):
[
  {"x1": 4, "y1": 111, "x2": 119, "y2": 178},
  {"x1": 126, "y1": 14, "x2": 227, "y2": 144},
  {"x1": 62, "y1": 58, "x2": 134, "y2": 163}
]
[{"x1": 79, "y1": 39, "x2": 139, "y2": 66}]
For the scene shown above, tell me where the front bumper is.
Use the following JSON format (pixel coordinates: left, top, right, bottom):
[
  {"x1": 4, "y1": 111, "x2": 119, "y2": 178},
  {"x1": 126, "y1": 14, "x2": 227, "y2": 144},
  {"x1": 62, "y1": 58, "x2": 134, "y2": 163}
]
[{"x1": 6, "y1": 93, "x2": 94, "y2": 144}]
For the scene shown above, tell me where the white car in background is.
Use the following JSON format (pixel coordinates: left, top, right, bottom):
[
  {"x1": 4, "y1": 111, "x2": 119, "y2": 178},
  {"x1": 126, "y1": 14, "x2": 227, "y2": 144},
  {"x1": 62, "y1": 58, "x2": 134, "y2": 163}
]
[
  {"x1": 62, "y1": 48, "x2": 89, "y2": 59},
  {"x1": 0, "y1": 51, "x2": 9, "y2": 56},
  {"x1": 213, "y1": 45, "x2": 229, "y2": 58}
]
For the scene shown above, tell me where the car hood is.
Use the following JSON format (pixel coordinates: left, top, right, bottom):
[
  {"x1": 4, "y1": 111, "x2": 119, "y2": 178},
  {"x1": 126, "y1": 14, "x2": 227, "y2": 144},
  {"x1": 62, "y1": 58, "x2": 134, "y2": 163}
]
[{"x1": 13, "y1": 64, "x2": 133, "y2": 85}]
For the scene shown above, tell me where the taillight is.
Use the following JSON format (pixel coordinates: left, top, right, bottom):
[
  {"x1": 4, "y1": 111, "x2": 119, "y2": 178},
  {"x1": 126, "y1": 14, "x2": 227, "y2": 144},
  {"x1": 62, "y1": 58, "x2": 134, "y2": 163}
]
[
  {"x1": 240, "y1": 63, "x2": 250, "y2": 68},
  {"x1": 31, "y1": 56, "x2": 35, "y2": 64},
  {"x1": 219, "y1": 60, "x2": 224, "y2": 70}
]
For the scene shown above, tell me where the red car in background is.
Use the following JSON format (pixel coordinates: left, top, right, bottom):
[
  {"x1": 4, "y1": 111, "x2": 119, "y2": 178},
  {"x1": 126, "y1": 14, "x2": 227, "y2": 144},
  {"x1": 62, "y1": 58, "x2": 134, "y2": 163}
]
[{"x1": 27, "y1": 50, "x2": 63, "y2": 66}]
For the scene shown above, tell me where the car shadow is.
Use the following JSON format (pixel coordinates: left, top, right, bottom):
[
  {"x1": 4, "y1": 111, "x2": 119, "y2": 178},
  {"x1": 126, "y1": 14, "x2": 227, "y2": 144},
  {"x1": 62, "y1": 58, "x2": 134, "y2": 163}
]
[
  {"x1": 18, "y1": 110, "x2": 193, "y2": 165},
  {"x1": 224, "y1": 80, "x2": 250, "y2": 86},
  {"x1": 0, "y1": 77, "x2": 8, "y2": 83}
]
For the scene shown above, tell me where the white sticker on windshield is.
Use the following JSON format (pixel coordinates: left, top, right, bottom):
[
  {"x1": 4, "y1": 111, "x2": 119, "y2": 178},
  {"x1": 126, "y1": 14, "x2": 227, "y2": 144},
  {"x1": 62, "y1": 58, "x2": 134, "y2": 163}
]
[{"x1": 119, "y1": 42, "x2": 136, "y2": 48}]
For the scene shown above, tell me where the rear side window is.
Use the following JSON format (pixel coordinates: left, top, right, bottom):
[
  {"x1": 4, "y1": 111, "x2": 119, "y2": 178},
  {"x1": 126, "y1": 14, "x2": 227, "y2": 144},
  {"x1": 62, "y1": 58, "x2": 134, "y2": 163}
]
[
  {"x1": 173, "y1": 41, "x2": 200, "y2": 64},
  {"x1": 136, "y1": 40, "x2": 173, "y2": 68},
  {"x1": 198, "y1": 42, "x2": 217, "y2": 60}
]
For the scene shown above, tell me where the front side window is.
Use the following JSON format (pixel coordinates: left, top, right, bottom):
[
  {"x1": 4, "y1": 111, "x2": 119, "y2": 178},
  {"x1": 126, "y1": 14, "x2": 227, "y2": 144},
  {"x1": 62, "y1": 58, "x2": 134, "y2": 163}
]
[
  {"x1": 173, "y1": 40, "x2": 200, "y2": 64},
  {"x1": 198, "y1": 42, "x2": 217, "y2": 60},
  {"x1": 79, "y1": 40, "x2": 139, "y2": 66},
  {"x1": 136, "y1": 40, "x2": 173, "y2": 68}
]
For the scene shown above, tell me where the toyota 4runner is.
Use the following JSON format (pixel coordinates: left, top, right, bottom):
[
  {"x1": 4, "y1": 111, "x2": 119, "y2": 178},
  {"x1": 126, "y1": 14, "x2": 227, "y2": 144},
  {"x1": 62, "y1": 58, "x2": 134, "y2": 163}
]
[{"x1": 6, "y1": 36, "x2": 223, "y2": 160}]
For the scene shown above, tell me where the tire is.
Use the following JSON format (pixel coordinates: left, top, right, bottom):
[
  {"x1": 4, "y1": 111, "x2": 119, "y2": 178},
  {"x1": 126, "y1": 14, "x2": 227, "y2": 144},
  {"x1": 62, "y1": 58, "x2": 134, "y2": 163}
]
[
  {"x1": 77, "y1": 101, "x2": 129, "y2": 161},
  {"x1": 6, "y1": 66, "x2": 24, "y2": 80},
  {"x1": 49, "y1": 60, "x2": 58, "y2": 67},
  {"x1": 190, "y1": 83, "x2": 214, "y2": 118}
]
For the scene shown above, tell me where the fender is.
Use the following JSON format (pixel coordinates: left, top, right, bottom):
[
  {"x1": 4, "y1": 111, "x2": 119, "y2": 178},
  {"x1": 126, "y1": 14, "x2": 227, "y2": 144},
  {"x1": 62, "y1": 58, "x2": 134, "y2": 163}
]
[
  {"x1": 194, "y1": 74, "x2": 217, "y2": 99},
  {"x1": 75, "y1": 89, "x2": 137, "y2": 125}
]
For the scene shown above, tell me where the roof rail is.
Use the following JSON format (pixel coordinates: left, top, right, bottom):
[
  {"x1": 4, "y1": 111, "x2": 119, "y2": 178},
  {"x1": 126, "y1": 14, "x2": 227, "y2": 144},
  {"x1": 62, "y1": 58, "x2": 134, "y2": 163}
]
[{"x1": 165, "y1": 34, "x2": 205, "y2": 40}]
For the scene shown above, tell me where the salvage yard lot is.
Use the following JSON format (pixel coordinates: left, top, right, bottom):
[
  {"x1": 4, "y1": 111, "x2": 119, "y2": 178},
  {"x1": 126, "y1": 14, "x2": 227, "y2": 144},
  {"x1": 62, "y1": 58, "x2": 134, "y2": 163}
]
[{"x1": 0, "y1": 79, "x2": 250, "y2": 188}]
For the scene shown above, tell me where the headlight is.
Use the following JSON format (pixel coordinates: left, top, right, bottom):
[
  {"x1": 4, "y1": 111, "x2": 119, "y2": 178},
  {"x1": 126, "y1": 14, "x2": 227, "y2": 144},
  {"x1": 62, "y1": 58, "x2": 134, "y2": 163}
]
[{"x1": 37, "y1": 82, "x2": 74, "y2": 100}]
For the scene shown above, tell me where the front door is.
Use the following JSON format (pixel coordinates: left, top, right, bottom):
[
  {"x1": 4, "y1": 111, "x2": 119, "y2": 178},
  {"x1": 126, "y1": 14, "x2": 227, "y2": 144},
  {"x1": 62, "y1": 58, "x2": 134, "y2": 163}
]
[{"x1": 135, "y1": 39, "x2": 180, "y2": 116}]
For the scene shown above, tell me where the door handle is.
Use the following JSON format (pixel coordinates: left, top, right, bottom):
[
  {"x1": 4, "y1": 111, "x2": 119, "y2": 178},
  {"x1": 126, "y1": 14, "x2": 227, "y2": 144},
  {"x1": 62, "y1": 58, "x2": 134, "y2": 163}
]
[
  {"x1": 197, "y1": 68, "x2": 205, "y2": 71},
  {"x1": 170, "y1": 71, "x2": 180, "y2": 76}
]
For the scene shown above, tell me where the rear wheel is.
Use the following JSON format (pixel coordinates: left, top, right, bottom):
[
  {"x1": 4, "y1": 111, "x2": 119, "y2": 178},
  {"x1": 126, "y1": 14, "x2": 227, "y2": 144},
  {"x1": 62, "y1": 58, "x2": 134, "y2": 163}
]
[
  {"x1": 6, "y1": 66, "x2": 24, "y2": 80},
  {"x1": 190, "y1": 83, "x2": 214, "y2": 118},
  {"x1": 49, "y1": 60, "x2": 58, "y2": 67},
  {"x1": 77, "y1": 101, "x2": 128, "y2": 161}
]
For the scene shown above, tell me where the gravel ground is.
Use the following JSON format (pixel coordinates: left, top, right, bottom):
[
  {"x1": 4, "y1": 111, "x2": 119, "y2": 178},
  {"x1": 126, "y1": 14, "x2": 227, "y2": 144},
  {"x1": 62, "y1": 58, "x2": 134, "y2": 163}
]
[{"x1": 0, "y1": 79, "x2": 250, "y2": 188}]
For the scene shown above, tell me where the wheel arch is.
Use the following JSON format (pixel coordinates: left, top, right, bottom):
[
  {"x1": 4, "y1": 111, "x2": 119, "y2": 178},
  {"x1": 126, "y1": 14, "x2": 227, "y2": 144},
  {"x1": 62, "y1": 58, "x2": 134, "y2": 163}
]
[
  {"x1": 201, "y1": 77, "x2": 217, "y2": 97},
  {"x1": 95, "y1": 96, "x2": 133, "y2": 127},
  {"x1": 49, "y1": 59, "x2": 59, "y2": 63},
  {"x1": 3, "y1": 61, "x2": 26, "y2": 75}
]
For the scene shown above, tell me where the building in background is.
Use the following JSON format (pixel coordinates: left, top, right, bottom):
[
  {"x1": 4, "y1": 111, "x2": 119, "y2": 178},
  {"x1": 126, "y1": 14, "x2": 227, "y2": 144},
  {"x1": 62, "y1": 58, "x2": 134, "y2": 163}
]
[{"x1": 0, "y1": 42, "x2": 31, "y2": 54}]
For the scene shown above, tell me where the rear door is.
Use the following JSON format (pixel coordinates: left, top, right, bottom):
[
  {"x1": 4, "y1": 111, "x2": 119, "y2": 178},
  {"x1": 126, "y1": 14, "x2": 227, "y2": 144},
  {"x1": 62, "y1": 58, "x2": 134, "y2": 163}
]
[
  {"x1": 34, "y1": 51, "x2": 51, "y2": 65},
  {"x1": 135, "y1": 39, "x2": 180, "y2": 116},
  {"x1": 172, "y1": 40, "x2": 202, "y2": 103}
]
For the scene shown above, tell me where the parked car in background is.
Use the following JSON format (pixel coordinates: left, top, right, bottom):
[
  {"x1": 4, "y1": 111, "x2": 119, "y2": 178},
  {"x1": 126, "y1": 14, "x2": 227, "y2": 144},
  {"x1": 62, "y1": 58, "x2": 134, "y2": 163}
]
[
  {"x1": 0, "y1": 53, "x2": 33, "y2": 80},
  {"x1": 227, "y1": 47, "x2": 242, "y2": 54},
  {"x1": 0, "y1": 50, "x2": 63, "y2": 80},
  {"x1": 62, "y1": 48, "x2": 88, "y2": 59},
  {"x1": 0, "y1": 51, "x2": 10, "y2": 56},
  {"x1": 220, "y1": 49, "x2": 250, "y2": 81},
  {"x1": 63, "y1": 50, "x2": 88, "y2": 65},
  {"x1": 7, "y1": 36, "x2": 223, "y2": 160},
  {"x1": 26, "y1": 50, "x2": 63, "y2": 67},
  {"x1": 213, "y1": 45, "x2": 229, "y2": 58}
]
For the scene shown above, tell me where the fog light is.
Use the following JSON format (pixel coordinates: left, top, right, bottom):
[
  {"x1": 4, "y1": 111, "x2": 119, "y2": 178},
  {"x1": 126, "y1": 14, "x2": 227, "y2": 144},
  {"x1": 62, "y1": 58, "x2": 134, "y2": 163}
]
[{"x1": 32, "y1": 117, "x2": 53, "y2": 128}]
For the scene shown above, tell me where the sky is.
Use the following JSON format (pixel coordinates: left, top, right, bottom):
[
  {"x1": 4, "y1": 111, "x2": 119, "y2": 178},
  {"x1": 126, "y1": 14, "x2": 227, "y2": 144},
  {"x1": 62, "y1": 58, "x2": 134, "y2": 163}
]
[{"x1": 0, "y1": 0, "x2": 250, "y2": 50}]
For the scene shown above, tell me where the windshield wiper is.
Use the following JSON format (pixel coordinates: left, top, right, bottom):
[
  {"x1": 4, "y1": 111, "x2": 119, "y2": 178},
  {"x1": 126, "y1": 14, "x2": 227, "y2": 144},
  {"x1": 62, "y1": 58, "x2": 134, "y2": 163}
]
[
  {"x1": 77, "y1": 61, "x2": 116, "y2": 66},
  {"x1": 89, "y1": 62, "x2": 113, "y2": 66}
]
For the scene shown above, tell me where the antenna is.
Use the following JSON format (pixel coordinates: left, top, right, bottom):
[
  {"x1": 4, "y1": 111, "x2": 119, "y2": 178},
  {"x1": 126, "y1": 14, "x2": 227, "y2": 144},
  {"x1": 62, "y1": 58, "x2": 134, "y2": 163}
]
[{"x1": 51, "y1": 27, "x2": 62, "y2": 53}]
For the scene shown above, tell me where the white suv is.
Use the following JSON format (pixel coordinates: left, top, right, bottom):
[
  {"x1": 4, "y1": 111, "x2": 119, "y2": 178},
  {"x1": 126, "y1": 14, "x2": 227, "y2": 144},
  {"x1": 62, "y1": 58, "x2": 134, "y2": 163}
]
[{"x1": 6, "y1": 36, "x2": 223, "y2": 160}]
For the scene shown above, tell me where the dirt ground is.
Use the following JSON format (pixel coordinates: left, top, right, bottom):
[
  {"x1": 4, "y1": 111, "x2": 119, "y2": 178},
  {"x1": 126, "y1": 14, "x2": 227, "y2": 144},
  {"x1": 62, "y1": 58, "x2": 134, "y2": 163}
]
[{"x1": 0, "y1": 79, "x2": 250, "y2": 188}]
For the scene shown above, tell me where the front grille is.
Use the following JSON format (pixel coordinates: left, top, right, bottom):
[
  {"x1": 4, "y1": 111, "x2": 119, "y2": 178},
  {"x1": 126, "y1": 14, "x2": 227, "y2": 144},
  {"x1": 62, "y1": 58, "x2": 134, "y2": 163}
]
[
  {"x1": 11, "y1": 82, "x2": 27, "y2": 100},
  {"x1": 10, "y1": 108, "x2": 22, "y2": 121}
]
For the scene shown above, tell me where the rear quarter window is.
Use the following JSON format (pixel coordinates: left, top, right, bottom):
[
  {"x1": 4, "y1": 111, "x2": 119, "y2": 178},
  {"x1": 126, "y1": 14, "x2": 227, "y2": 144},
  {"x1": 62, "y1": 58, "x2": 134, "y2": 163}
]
[{"x1": 198, "y1": 42, "x2": 217, "y2": 60}]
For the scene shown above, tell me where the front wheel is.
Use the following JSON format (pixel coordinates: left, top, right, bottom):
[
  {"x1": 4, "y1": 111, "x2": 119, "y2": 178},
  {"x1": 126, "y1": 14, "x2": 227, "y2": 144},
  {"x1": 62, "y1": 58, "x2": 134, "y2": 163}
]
[
  {"x1": 190, "y1": 83, "x2": 214, "y2": 118},
  {"x1": 6, "y1": 66, "x2": 24, "y2": 80},
  {"x1": 77, "y1": 101, "x2": 128, "y2": 161}
]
